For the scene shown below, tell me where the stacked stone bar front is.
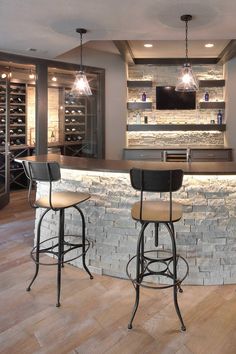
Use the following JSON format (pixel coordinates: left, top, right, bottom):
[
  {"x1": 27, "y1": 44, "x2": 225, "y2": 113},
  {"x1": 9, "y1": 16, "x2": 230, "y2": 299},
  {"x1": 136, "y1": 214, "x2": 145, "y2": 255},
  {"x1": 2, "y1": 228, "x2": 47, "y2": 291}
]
[{"x1": 36, "y1": 169, "x2": 236, "y2": 286}]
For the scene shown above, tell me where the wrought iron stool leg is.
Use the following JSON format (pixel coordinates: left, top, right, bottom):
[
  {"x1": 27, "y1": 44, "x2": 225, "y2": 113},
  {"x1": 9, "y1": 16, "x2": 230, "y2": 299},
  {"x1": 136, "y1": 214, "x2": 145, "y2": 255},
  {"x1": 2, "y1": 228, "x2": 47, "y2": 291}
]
[
  {"x1": 56, "y1": 209, "x2": 64, "y2": 307},
  {"x1": 27, "y1": 208, "x2": 49, "y2": 292},
  {"x1": 74, "y1": 205, "x2": 93, "y2": 280},
  {"x1": 168, "y1": 222, "x2": 186, "y2": 331},
  {"x1": 128, "y1": 222, "x2": 147, "y2": 329}
]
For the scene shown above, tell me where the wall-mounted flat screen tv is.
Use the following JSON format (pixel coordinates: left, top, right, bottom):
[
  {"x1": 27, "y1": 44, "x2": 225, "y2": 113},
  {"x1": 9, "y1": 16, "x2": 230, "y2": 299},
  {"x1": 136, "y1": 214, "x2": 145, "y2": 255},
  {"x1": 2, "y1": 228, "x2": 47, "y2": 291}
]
[{"x1": 156, "y1": 86, "x2": 196, "y2": 110}]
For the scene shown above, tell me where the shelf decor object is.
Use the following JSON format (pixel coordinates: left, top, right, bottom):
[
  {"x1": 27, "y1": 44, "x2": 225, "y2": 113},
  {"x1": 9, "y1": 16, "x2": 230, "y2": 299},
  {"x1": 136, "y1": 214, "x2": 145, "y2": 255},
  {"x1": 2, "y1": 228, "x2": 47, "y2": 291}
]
[
  {"x1": 71, "y1": 28, "x2": 92, "y2": 96},
  {"x1": 175, "y1": 14, "x2": 199, "y2": 92}
]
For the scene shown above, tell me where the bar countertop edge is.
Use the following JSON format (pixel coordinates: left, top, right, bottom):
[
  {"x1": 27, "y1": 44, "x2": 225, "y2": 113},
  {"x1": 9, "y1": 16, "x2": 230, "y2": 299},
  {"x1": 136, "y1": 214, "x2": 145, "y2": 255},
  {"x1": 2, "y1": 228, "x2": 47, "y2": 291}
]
[{"x1": 15, "y1": 154, "x2": 236, "y2": 175}]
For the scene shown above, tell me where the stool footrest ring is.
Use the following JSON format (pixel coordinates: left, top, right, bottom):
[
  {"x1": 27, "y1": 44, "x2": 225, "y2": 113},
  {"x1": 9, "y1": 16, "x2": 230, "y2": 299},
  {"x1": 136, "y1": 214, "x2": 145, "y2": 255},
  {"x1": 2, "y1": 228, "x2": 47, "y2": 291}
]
[
  {"x1": 126, "y1": 249, "x2": 189, "y2": 290},
  {"x1": 30, "y1": 235, "x2": 91, "y2": 266}
]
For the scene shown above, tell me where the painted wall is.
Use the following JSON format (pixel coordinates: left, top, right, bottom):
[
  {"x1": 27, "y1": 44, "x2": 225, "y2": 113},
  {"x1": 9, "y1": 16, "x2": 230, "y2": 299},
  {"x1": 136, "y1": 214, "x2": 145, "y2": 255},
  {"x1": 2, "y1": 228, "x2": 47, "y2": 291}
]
[
  {"x1": 224, "y1": 57, "x2": 236, "y2": 161},
  {"x1": 58, "y1": 48, "x2": 127, "y2": 160}
]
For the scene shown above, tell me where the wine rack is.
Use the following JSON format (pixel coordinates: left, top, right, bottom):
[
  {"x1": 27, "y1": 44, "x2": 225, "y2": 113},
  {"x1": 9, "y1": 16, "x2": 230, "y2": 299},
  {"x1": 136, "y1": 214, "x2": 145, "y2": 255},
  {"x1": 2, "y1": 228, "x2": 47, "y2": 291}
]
[
  {"x1": 0, "y1": 81, "x2": 6, "y2": 148},
  {"x1": 63, "y1": 90, "x2": 87, "y2": 155},
  {"x1": 9, "y1": 82, "x2": 27, "y2": 147}
]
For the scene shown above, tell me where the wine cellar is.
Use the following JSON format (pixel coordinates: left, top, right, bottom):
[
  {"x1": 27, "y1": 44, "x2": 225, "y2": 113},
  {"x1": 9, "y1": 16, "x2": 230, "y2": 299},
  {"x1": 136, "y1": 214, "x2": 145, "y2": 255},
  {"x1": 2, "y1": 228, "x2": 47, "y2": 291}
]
[{"x1": 0, "y1": 61, "x2": 105, "y2": 191}]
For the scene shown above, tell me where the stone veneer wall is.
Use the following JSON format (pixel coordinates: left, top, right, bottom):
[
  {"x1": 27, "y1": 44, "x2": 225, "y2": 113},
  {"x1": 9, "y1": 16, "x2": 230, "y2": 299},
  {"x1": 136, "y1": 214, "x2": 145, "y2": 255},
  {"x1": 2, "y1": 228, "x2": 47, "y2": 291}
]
[
  {"x1": 127, "y1": 64, "x2": 225, "y2": 147},
  {"x1": 35, "y1": 169, "x2": 236, "y2": 286},
  {"x1": 27, "y1": 87, "x2": 60, "y2": 145}
]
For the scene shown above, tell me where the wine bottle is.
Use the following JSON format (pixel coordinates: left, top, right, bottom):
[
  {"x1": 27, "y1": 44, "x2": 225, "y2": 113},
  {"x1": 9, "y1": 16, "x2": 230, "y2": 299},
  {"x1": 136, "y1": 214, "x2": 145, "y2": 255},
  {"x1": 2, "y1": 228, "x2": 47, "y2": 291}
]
[
  {"x1": 204, "y1": 92, "x2": 209, "y2": 101},
  {"x1": 217, "y1": 110, "x2": 223, "y2": 124},
  {"x1": 141, "y1": 92, "x2": 147, "y2": 102}
]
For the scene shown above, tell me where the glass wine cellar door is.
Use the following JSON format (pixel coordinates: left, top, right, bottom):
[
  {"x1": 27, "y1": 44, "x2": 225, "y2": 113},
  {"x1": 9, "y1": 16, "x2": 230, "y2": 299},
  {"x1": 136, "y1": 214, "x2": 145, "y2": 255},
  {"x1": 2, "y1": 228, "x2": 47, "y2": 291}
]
[{"x1": 0, "y1": 77, "x2": 10, "y2": 209}]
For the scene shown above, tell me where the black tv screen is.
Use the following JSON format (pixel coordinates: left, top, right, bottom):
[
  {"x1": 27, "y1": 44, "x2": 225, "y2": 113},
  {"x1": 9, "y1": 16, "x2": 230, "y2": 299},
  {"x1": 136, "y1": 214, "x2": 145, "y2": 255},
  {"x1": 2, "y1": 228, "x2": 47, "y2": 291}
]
[{"x1": 156, "y1": 86, "x2": 196, "y2": 110}]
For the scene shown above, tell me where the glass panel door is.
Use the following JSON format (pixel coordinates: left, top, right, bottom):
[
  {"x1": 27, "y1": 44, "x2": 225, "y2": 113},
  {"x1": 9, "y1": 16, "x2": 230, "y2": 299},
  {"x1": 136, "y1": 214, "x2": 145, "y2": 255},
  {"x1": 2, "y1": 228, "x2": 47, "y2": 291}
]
[{"x1": 0, "y1": 77, "x2": 10, "y2": 208}]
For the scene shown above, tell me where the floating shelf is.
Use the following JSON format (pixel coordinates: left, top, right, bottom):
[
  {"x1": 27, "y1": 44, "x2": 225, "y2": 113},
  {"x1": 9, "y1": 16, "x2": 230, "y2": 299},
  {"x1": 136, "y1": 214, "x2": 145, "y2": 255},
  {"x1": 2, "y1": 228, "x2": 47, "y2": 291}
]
[
  {"x1": 127, "y1": 102, "x2": 152, "y2": 110},
  {"x1": 199, "y1": 101, "x2": 225, "y2": 109},
  {"x1": 127, "y1": 124, "x2": 226, "y2": 132},
  {"x1": 199, "y1": 80, "x2": 225, "y2": 88},
  {"x1": 127, "y1": 80, "x2": 152, "y2": 88}
]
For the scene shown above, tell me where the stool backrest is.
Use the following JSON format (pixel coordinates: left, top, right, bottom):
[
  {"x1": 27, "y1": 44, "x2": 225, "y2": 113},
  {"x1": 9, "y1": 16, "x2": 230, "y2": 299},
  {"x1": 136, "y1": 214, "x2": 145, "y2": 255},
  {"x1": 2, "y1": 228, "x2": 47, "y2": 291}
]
[
  {"x1": 22, "y1": 161, "x2": 61, "y2": 210},
  {"x1": 22, "y1": 161, "x2": 61, "y2": 182},
  {"x1": 130, "y1": 168, "x2": 183, "y2": 193}
]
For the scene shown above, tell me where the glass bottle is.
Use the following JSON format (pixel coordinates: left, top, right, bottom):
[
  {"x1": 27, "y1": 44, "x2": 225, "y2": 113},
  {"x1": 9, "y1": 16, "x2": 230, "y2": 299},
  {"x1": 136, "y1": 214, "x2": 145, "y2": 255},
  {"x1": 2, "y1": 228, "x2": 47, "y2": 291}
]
[
  {"x1": 204, "y1": 91, "x2": 209, "y2": 101},
  {"x1": 217, "y1": 110, "x2": 223, "y2": 124},
  {"x1": 141, "y1": 92, "x2": 146, "y2": 102}
]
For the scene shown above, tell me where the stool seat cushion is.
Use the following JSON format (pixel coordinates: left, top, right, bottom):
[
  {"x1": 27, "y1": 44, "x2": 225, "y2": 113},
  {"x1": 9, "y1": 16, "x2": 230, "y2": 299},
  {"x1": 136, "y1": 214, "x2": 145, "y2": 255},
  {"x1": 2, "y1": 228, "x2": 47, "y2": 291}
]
[
  {"x1": 35, "y1": 191, "x2": 90, "y2": 209},
  {"x1": 131, "y1": 200, "x2": 182, "y2": 222}
]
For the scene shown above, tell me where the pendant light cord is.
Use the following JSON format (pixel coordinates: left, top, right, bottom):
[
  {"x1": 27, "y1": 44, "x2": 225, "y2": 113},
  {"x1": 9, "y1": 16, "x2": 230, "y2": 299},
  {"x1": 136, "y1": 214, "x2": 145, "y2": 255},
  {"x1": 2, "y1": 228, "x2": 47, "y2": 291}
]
[
  {"x1": 80, "y1": 32, "x2": 83, "y2": 72},
  {"x1": 185, "y1": 18, "x2": 189, "y2": 63}
]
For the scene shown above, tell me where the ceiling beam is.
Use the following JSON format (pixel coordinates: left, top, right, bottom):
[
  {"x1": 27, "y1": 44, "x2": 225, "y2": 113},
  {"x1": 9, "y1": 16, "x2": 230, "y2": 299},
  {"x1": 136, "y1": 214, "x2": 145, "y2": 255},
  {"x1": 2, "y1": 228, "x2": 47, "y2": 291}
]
[
  {"x1": 133, "y1": 58, "x2": 218, "y2": 65},
  {"x1": 113, "y1": 40, "x2": 135, "y2": 64},
  {"x1": 217, "y1": 40, "x2": 236, "y2": 64}
]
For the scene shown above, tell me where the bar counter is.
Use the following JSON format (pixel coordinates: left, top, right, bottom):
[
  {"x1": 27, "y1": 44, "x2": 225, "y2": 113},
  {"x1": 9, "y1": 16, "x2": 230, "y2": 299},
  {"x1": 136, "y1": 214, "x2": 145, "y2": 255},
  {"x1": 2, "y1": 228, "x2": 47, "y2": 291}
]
[{"x1": 18, "y1": 154, "x2": 236, "y2": 285}]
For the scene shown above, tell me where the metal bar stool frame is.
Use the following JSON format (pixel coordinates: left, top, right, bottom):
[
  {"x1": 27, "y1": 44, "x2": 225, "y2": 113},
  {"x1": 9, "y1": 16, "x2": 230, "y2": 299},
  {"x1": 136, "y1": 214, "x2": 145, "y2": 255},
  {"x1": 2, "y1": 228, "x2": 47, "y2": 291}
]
[
  {"x1": 22, "y1": 160, "x2": 93, "y2": 307},
  {"x1": 126, "y1": 168, "x2": 189, "y2": 331}
]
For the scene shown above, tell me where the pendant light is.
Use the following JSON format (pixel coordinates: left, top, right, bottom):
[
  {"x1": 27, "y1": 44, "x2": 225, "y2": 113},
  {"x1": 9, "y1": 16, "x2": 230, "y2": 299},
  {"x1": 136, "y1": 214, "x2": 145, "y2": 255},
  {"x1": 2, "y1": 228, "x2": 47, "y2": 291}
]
[
  {"x1": 71, "y1": 28, "x2": 92, "y2": 96},
  {"x1": 175, "y1": 15, "x2": 199, "y2": 92}
]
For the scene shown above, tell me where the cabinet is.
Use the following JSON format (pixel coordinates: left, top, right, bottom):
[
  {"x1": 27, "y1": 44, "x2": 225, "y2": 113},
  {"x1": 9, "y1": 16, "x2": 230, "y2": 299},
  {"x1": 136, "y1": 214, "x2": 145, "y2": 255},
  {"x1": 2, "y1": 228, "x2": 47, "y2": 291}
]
[
  {"x1": 190, "y1": 149, "x2": 232, "y2": 162},
  {"x1": 123, "y1": 149, "x2": 162, "y2": 161},
  {"x1": 123, "y1": 148, "x2": 232, "y2": 162}
]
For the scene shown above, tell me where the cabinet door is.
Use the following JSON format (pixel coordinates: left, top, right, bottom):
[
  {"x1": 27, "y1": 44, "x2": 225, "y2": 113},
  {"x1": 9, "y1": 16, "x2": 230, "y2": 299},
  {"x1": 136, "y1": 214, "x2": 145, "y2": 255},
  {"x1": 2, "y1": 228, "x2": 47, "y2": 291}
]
[
  {"x1": 123, "y1": 149, "x2": 162, "y2": 160},
  {"x1": 191, "y1": 149, "x2": 232, "y2": 161}
]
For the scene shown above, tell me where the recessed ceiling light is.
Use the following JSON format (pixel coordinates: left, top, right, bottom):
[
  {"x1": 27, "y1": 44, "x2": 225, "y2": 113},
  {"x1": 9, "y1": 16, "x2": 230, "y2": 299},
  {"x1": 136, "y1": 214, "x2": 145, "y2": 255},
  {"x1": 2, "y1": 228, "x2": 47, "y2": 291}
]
[
  {"x1": 205, "y1": 43, "x2": 214, "y2": 48},
  {"x1": 144, "y1": 43, "x2": 153, "y2": 48}
]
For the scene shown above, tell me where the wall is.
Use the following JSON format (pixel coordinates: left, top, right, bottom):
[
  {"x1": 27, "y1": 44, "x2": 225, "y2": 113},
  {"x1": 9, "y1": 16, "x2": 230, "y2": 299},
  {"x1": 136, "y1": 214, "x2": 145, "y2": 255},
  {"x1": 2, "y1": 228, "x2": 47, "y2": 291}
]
[
  {"x1": 225, "y1": 57, "x2": 236, "y2": 160},
  {"x1": 27, "y1": 86, "x2": 60, "y2": 146},
  {"x1": 127, "y1": 64, "x2": 225, "y2": 147},
  {"x1": 58, "y1": 48, "x2": 127, "y2": 160}
]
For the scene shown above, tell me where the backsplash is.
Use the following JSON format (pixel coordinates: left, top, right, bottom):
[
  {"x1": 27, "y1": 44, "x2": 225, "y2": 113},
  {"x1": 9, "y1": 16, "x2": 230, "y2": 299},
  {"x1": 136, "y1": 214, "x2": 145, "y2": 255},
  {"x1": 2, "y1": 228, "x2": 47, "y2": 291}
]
[{"x1": 127, "y1": 64, "x2": 225, "y2": 147}]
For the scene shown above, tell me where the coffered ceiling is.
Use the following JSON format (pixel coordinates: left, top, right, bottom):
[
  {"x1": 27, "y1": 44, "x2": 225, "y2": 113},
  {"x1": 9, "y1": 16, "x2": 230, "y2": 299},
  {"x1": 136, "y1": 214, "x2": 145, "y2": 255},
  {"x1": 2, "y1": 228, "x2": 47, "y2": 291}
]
[{"x1": 0, "y1": 0, "x2": 235, "y2": 60}]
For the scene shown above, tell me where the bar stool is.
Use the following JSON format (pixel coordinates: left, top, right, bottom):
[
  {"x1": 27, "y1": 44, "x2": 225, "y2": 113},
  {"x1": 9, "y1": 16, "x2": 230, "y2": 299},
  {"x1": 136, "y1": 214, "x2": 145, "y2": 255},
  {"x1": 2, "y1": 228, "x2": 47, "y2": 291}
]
[
  {"x1": 22, "y1": 160, "x2": 93, "y2": 307},
  {"x1": 126, "y1": 168, "x2": 188, "y2": 331}
]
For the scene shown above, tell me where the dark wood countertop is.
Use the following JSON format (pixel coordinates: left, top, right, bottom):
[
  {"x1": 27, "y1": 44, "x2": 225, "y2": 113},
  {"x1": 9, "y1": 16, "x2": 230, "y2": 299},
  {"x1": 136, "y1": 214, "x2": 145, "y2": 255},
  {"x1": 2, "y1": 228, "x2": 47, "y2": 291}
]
[
  {"x1": 15, "y1": 154, "x2": 236, "y2": 175},
  {"x1": 124, "y1": 146, "x2": 232, "y2": 151}
]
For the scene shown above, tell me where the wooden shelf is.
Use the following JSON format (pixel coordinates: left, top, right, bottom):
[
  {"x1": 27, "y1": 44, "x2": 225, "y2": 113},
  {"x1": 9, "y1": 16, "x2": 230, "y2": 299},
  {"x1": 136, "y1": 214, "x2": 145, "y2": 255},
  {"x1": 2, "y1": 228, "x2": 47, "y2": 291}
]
[
  {"x1": 127, "y1": 80, "x2": 152, "y2": 88},
  {"x1": 127, "y1": 102, "x2": 152, "y2": 110},
  {"x1": 127, "y1": 124, "x2": 226, "y2": 132},
  {"x1": 199, "y1": 101, "x2": 225, "y2": 109},
  {"x1": 199, "y1": 80, "x2": 225, "y2": 88}
]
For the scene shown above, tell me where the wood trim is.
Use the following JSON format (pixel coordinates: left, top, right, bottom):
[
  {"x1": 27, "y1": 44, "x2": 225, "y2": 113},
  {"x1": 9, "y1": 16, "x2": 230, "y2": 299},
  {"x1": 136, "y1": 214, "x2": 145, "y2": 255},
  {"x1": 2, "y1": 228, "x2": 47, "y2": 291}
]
[
  {"x1": 127, "y1": 80, "x2": 152, "y2": 88},
  {"x1": 199, "y1": 80, "x2": 225, "y2": 88},
  {"x1": 113, "y1": 40, "x2": 135, "y2": 64},
  {"x1": 198, "y1": 102, "x2": 225, "y2": 109},
  {"x1": 133, "y1": 58, "x2": 218, "y2": 65},
  {"x1": 127, "y1": 124, "x2": 226, "y2": 132},
  {"x1": 217, "y1": 40, "x2": 236, "y2": 64},
  {"x1": 127, "y1": 102, "x2": 152, "y2": 110},
  {"x1": 0, "y1": 51, "x2": 104, "y2": 74}
]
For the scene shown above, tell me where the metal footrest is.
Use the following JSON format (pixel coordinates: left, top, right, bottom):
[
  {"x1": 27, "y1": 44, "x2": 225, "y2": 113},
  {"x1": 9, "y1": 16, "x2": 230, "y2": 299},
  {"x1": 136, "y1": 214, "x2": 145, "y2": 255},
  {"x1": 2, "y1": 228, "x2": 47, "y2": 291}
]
[
  {"x1": 30, "y1": 234, "x2": 91, "y2": 266},
  {"x1": 126, "y1": 249, "x2": 189, "y2": 290}
]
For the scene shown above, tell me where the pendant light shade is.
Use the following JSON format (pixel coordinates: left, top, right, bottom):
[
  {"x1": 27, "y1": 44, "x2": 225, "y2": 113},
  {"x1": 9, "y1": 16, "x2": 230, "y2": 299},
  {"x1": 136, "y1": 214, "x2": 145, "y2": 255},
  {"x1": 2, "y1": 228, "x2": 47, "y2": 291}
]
[
  {"x1": 175, "y1": 15, "x2": 199, "y2": 92},
  {"x1": 71, "y1": 28, "x2": 92, "y2": 96}
]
